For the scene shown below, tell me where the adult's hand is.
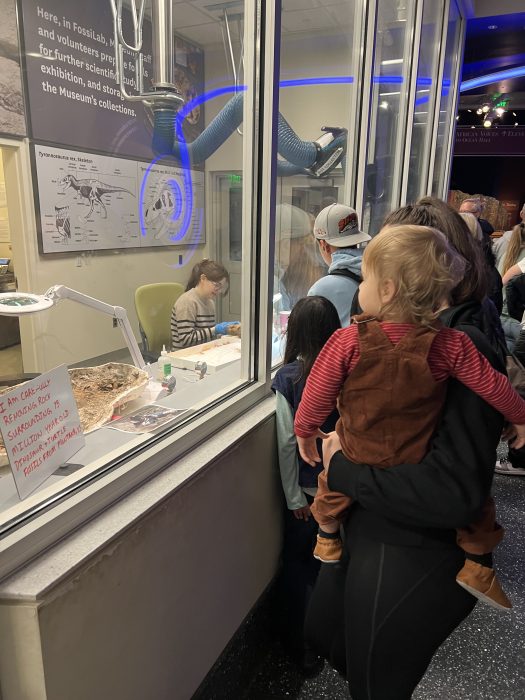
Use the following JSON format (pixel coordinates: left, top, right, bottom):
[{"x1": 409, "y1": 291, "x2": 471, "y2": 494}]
[
  {"x1": 322, "y1": 431, "x2": 342, "y2": 472},
  {"x1": 215, "y1": 321, "x2": 240, "y2": 335},
  {"x1": 297, "y1": 430, "x2": 329, "y2": 466},
  {"x1": 292, "y1": 504, "x2": 312, "y2": 521}
]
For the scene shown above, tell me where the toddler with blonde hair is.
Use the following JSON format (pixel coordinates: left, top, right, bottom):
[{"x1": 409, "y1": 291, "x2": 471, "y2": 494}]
[{"x1": 295, "y1": 224, "x2": 525, "y2": 610}]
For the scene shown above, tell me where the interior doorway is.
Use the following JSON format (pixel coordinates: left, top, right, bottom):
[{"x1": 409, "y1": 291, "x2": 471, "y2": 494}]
[{"x1": 214, "y1": 172, "x2": 242, "y2": 322}]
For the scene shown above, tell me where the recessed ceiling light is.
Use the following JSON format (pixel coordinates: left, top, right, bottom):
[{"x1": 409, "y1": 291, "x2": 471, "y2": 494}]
[{"x1": 488, "y1": 24, "x2": 498, "y2": 30}]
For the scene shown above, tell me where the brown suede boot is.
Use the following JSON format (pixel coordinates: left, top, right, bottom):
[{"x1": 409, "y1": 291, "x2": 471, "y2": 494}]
[
  {"x1": 456, "y1": 559, "x2": 512, "y2": 610},
  {"x1": 313, "y1": 534, "x2": 343, "y2": 563}
]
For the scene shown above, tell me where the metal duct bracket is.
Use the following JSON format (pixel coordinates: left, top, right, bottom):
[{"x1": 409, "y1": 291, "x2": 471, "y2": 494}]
[
  {"x1": 221, "y1": 8, "x2": 244, "y2": 134},
  {"x1": 109, "y1": 0, "x2": 184, "y2": 108}
]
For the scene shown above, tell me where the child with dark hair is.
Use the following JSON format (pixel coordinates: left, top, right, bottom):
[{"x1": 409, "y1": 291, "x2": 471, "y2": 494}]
[
  {"x1": 271, "y1": 295, "x2": 340, "y2": 674},
  {"x1": 296, "y1": 224, "x2": 525, "y2": 610},
  {"x1": 170, "y1": 259, "x2": 240, "y2": 349}
]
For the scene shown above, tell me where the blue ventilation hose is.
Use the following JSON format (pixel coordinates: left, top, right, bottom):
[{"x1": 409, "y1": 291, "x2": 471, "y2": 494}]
[{"x1": 152, "y1": 93, "x2": 346, "y2": 177}]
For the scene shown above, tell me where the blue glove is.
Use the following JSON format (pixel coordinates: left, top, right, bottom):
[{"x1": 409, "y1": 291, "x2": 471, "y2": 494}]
[{"x1": 215, "y1": 321, "x2": 240, "y2": 335}]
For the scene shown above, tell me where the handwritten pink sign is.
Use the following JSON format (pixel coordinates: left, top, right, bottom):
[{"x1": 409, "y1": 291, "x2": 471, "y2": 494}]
[{"x1": 0, "y1": 365, "x2": 84, "y2": 499}]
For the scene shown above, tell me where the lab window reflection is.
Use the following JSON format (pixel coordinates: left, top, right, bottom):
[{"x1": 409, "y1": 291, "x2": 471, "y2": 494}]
[{"x1": 274, "y1": 182, "x2": 344, "y2": 317}]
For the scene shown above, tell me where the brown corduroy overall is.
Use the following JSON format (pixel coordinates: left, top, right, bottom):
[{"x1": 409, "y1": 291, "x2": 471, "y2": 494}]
[{"x1": 311, "y1": 316, "x2": 503, "y2": 556}]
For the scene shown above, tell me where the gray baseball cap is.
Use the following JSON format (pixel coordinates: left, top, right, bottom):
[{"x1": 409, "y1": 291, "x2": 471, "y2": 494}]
[{"x1": 313, "y1": 204, "x2": 371, "y2": 247}]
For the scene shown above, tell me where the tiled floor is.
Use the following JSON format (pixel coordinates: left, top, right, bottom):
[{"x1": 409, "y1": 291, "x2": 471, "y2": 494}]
[{"x1": 243, "y1": 474, "x2": 525, "y2": 700}]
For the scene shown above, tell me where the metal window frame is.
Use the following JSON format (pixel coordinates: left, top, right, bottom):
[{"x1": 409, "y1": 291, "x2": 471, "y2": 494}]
[
  {"x1": 343, "y1": 0, "x2": 371, "y2": 210},
  {"x1": 437, "y1": 0, "x2": 466, "y2": 198},
  {"x1": 354, "y1": 0, "x2": 378, "y2": 222},
  {"x1": 399, "y1": 0, "x2": 424, "y2": 204},
  {"x1": 425, "y1": 0, "x2": 451, "y2": 195}
]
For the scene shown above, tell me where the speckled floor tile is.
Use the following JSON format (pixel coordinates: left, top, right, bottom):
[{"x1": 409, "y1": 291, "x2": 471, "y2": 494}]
[{"x1": 246, "y1": 474, "x2": 525, "y2": 700}]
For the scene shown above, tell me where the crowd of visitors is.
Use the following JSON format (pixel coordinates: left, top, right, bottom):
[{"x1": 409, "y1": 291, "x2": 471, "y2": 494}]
[{"x1": 271, "y1": 195, "x2": 524, "y2": 699}]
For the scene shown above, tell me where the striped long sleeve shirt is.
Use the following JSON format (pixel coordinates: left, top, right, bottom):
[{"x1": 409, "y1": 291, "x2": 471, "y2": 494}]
[
  {"x1": 170, "y1": 288, "x2": 217, "y2": 349},
  {"x1": 295, "y1": 322, "x2": 525, "y2": 438}
]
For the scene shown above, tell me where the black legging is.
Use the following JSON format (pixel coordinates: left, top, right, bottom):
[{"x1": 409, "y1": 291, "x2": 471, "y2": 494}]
[
  {"x1": 305, "y1": 511, "x2": 476, "y2": 699},
  {"x1": 276, "y1": 495, "x2": 321, "y2": 655}
]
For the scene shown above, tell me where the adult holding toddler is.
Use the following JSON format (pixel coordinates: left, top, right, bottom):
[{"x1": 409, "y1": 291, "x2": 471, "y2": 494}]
[{"x1": 303, "y1": 201, "x2": 514, "y2": 700}]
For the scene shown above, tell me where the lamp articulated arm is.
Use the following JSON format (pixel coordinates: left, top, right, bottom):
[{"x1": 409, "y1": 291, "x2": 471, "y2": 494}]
[{"x1": 45, "y1": 285, "x2": 146, "y2": 370}]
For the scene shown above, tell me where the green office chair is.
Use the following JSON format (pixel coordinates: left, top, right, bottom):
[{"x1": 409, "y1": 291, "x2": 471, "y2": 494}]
[{"x1": 134, "y1": 282, "x2": 185, "y2": 360}]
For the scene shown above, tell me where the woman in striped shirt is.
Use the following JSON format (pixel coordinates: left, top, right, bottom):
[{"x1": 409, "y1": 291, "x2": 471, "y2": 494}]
[{"x1": 170, "y1": 259, "x2": 239, "y2": 349}]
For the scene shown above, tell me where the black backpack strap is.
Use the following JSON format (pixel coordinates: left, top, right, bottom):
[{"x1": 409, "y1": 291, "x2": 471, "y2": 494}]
[
  {"x1": 328, "y1": 268, "x2": 362, "y2": 317},
  {"x1": 329, "y1": 268, "x2": 362, "y2": 284}
]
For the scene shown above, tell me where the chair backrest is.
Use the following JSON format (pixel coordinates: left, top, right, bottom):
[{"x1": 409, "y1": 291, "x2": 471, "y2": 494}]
[{"x1": 135, "y1": 283, "x2": 185, "y2": 355}]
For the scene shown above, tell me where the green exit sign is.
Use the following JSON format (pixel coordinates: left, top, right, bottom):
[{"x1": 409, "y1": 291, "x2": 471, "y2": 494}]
[
  {"x1": 495, "y1": 100, "x2": 508, "y2": 108},
  {"x1": 229, "y1": 174, "x2": 242, "y2": 185}
]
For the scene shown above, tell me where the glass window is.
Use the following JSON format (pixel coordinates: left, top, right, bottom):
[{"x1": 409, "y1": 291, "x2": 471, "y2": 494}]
[
  {"x1": 272, "y1": 0, "x2": 363, "y2": 363},
  {"x1": 0, "y1": 1, "x2": 266, "y2": 534},
  {"x1": 406, "y1": 1, "x2": 445, "y2": 203},
  {"x1": 362, "y1": 0, "x2": 417, "y2": 234},
  {"x1": 432, "y1": 0, "x2": 463, "y2": 197}
]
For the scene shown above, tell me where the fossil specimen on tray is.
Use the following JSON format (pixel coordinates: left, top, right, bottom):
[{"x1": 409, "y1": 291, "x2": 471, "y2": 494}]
[
  {"x1": 67, "y1": 363, "x2": 149, "y2": 432},
  {"x1": 0, "y1": 363, "x2": 149, "y2": 463}
]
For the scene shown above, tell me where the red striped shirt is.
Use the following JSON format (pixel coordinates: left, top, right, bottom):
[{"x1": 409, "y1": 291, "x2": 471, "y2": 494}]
[{"x1": 295, "y1": 322, "x2": 525, "y2": 437}]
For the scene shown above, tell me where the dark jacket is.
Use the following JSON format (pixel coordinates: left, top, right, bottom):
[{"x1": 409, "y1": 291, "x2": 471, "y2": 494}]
[
  {"x1": 327, "y1": 300, "x2": 505, "y2": 543},
  {"x1": 505, "y1": 272, "x2": 525, "y2": 322}
]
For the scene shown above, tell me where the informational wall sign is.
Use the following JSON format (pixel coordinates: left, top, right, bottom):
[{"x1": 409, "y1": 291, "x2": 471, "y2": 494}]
[
  {"x1": 19, "y1": 0, "x2": 204, "y2": 159},
  {"x1": 454, "y1": 127, "x2": 525, "y2": 156},
  {"x1": 0, "y1": 0, "x2": 26, "y2": 136},
  {"x1": 0, "y1": 365, "x2": 85, "y2": 499},
  {"x1": 34, "y1": 144, "x2": 205, "y2": 253}
]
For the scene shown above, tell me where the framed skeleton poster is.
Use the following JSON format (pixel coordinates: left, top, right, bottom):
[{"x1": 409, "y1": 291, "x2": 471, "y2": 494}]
[{"x1": 32, "y1": 143, "x2": 205, "y2": 253}]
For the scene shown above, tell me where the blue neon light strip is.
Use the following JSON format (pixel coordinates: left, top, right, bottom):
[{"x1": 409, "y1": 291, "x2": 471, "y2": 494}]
[{"x1": 460, "y1": 66, "x2": 525, "y2": 92}]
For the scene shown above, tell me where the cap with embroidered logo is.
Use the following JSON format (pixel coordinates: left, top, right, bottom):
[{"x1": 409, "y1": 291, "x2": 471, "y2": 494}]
[{"x1": 313, "y1": 204, "x2": 371, "y2": 247}]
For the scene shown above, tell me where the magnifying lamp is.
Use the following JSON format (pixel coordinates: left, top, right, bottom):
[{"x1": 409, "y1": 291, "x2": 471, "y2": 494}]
[{"x1": 0, "y1": 285, "x2": 146, "y2": 369}]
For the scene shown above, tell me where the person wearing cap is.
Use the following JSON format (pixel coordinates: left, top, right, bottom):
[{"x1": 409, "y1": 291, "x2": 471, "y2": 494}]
[{"x1": 308, "y1": 204, "x2": 370, "y2": 327}]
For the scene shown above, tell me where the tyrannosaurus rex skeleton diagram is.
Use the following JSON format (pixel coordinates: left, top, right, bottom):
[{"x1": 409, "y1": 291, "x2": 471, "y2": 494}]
[{"x1": 59, "y1": 174, "x2": 135, "y2": 221}]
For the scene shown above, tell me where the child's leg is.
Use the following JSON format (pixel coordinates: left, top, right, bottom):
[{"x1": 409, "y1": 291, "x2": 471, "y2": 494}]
[
  {"x1": 456, "y1": 497, "x2": 511, "y2": 610},
  {"x1": 311, "y1": 470, "x2": 353, "y2": 564},
  {"x1": 311, "y1": 470, "x2": 353, "y2": 526}
]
